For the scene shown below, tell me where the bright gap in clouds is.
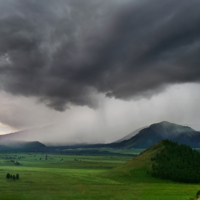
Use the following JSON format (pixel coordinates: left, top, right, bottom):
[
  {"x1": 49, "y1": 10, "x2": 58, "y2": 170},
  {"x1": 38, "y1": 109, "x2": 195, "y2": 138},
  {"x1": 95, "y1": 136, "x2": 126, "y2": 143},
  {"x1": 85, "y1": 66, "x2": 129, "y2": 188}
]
[
  {"x1": 0, "y1": 83, "x2": 200, "y2": 144},
  {"x1": 0, "y1": 123, "x2": 16, "y2": 135}
]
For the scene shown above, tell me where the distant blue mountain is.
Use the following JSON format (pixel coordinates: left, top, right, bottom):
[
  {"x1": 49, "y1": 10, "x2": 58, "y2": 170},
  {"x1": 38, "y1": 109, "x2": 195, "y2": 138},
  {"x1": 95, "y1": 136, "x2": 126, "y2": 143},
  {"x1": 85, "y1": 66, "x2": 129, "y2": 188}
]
[
  {"x1": 114, "y1": 121, "x2": 200, "y2": 148},
  {"x1": 0, "y1": 140, "x2": 46, "y2": 150}
]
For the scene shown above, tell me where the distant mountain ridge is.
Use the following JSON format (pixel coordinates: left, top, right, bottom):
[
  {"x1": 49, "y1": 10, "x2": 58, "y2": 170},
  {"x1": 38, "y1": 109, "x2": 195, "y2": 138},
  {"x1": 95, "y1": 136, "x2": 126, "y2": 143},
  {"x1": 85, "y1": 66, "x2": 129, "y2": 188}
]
[
  {"x1": 114, "y1": 126, "x2": 147, "y2": 143},
  {"x1": 0, "y1": 121, "x2": 199, "y2": 149},
  {"x1": 0, "y1": 128, "x2": 46, "y2": 151},
  {"x1": 149, "y1": 121, "x2": 196, "y2": 138},
  {"x1": 69, "y1": 121, "x2": 200, "y2": 150},
  {"x1": 114, "y1": 121, "x2": 200, "y2": 148},
  {"x1": 0, "y1": 140, "x2": 46, "y2": 149}
]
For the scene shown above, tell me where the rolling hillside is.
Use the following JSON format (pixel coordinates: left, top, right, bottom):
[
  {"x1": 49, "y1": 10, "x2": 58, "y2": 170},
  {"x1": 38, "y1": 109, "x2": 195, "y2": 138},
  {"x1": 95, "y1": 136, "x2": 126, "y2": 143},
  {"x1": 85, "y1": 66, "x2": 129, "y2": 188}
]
[
  {"x1": 107, "y1": 139, "x2": 200, "y2": 183},
  {"x1": 112, "y1": 139, "x2": 165, "y2": 173}
]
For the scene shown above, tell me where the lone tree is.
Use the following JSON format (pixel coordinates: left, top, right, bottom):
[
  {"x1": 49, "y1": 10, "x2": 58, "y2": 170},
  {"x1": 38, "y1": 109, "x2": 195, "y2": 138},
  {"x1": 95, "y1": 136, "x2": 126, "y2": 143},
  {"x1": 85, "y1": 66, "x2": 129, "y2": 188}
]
[
  {"x1": 6, "y1": 173, "x2": 10, "y2": 179},
  {"x1": 16, "y1": 174, "x2": 19, "y2": 179},
  {"x1": 15, "y1": 161, "x2": 20, "y2": 166}
]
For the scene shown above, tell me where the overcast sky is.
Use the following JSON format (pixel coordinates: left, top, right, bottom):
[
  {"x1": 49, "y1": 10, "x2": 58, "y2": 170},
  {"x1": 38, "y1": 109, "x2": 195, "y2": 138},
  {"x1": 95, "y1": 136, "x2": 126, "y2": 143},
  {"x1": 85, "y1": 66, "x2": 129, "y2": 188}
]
[{"x1": 0, "y1": 0, "x2": 200, "y2": 144}]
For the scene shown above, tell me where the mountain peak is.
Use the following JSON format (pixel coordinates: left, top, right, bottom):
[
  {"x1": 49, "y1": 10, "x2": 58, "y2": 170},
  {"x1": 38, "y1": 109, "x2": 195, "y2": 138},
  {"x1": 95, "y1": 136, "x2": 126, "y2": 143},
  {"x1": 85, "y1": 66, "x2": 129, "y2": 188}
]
[
  {"x1": 114, "y1": 121, "x2": 200, "y2": 149},
  {"x1": 159, "y1": 121, "x2": 175, "y2": 126},
  {"x1": 149, "y1": 121, "x2": 195, "y2": 138}
]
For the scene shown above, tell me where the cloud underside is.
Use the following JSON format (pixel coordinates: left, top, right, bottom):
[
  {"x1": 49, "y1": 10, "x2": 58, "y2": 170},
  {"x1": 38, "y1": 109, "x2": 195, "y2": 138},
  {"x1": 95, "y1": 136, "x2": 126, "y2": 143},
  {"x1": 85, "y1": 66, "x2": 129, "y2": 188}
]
[{"x1": 0, "y1": 0, "x2": 200, "y2": 111}]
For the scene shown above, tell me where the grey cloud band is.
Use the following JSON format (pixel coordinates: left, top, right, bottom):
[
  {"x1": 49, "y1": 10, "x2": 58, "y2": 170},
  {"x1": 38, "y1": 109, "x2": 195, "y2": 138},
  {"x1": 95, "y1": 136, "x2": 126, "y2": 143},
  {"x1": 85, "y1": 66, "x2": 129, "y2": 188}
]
[{"x1": 0, "y1": 0, "x2": 199, "y2": 111}]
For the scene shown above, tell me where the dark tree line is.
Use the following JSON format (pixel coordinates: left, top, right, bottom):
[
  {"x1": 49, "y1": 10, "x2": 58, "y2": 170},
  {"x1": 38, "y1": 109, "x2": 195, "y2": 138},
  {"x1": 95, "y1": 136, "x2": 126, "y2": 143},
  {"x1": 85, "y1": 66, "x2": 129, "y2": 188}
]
[
  {"x1": 151, "y1": 139, "x2": 200, "y2": 183},
  {"x1": 6, "y1": 173, "x2": 19, "y2": 180}
]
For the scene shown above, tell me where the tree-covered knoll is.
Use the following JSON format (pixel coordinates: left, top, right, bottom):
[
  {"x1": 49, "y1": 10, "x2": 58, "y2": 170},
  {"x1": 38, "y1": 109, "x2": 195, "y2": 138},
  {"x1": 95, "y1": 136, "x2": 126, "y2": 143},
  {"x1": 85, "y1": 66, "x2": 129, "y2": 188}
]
[{"x1": 151, "y1": 139, "x2": 200, "y2": 183}]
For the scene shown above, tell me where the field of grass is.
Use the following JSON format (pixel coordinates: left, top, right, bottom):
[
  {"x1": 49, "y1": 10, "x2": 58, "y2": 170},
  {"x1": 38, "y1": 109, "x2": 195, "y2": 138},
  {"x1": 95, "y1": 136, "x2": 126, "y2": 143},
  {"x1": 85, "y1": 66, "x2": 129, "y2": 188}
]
[
  {"x1": 0, "y1": 152, "x2": 198, "y2": 200},
  {"x1": 63, "y1": 147, "x2": 145, "y2": 156}
]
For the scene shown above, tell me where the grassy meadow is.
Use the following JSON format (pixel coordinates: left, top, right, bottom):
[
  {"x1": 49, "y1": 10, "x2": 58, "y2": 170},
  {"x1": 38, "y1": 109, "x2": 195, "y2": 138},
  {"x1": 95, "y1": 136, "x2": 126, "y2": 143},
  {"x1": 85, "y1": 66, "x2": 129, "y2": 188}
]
[{"x1": 0, "y1": 151, "x2": 198, "y2": 200}]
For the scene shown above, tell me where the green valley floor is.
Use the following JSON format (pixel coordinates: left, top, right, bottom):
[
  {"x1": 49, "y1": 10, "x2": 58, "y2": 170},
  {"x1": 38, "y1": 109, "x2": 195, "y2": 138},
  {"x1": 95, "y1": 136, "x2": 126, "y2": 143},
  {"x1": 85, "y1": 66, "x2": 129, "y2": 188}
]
[{"x1": 0, "y1": 152, "x2": 198, "y2": 200}]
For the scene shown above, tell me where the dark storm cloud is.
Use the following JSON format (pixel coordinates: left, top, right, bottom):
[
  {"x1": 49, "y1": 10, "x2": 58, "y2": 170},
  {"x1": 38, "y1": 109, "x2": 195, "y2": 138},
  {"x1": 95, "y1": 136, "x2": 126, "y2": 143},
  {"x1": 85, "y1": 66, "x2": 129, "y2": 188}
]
[
  {"x1": 80, "y1": 0, "x2": 200, "y2": 99},
  {"x1": 0, "y1": 0, "x2": 200, "y2": 110}
]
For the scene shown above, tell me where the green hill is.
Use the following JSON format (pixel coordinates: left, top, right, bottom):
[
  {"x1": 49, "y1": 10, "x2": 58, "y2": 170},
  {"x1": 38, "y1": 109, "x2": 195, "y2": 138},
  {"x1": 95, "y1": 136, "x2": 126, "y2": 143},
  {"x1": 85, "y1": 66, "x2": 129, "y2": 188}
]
[
  {"x1": 102, "y1": 140, "x2": 165, "y2": 183},
  {"x1": 106, "y1": 139, "x2": 200, "y2": 183},
  {"x1": 151, "y1": 139, "x2": 200, "y2": 183}
]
